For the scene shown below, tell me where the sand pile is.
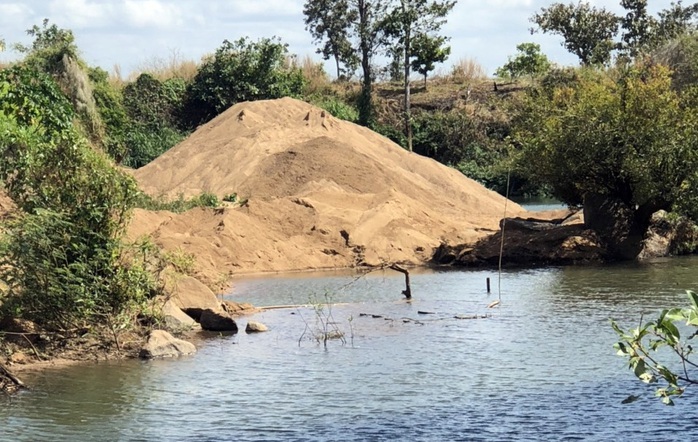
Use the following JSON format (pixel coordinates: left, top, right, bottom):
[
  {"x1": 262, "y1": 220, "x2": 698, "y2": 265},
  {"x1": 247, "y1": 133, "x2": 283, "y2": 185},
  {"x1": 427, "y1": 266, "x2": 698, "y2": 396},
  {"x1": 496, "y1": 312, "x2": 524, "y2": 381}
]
[{"x1": 130, "y1": 97, "x2": 523, "y2": 282}]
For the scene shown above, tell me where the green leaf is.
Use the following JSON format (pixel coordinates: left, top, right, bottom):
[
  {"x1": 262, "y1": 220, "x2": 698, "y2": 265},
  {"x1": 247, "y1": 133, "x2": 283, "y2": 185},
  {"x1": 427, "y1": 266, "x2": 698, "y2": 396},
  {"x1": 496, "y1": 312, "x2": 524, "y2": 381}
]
[{"x1": 687, "y1": 290, "x2": 698, "y2": 310}]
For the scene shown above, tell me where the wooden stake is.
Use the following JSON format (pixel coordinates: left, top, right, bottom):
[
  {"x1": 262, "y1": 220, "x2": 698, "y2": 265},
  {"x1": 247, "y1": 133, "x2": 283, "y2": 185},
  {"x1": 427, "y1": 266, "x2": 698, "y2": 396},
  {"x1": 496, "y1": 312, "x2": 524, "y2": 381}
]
[{"x1": 389, "y1": 264, "x2": 412, "y2": 299}]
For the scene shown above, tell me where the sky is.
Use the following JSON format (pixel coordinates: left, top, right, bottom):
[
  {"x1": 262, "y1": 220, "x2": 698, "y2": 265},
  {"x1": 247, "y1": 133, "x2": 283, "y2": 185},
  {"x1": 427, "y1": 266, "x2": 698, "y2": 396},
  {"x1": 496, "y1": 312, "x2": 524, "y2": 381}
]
[{"x1": 0, "y1": 0, "x2": 669, "y2": 78}]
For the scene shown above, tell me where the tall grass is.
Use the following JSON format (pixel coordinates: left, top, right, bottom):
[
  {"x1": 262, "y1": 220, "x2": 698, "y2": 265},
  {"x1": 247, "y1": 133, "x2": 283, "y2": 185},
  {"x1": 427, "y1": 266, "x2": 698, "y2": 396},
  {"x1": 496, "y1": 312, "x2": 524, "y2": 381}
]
[
  {"x1": 296, "y1": 55, "x2": 331, "y2": 96},
  {"x1": 450, "y1": 57, "x2": 489, "y2": 83},
  {"x1": 130, "y1": 48, "x2": 199, "y2": 82}
]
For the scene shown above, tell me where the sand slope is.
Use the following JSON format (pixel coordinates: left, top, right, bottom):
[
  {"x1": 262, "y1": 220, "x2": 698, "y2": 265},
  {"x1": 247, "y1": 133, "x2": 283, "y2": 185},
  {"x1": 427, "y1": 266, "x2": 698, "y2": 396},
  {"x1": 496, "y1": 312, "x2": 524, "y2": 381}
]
[{"x1": 130, "y1": 97, "x2": 522, "y2": 282}]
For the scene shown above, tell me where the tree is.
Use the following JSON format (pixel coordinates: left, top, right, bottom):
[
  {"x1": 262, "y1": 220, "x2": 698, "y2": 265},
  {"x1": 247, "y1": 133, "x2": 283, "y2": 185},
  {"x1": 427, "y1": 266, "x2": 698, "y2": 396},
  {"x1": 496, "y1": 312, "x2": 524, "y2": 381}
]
[
  {"x1": 612, "y1": 290, "x2": 698, "y2": 405},
  {"x1": 180, "y1": 37, "x2": 305, "y2": 128},
  {"x1": 512, "y1": 63, "x2": 698, "y2": 259},
  {"x1": 15, "y1": 18, "x2": 79, "y2": 74},
  {"x1": 355, "y1": 0, "x2": 393, "y2": 126},
  {"x1": 385, "y1": 0, "x2": 456, "y2": 151},
  {"x1": 654, "y1": 1, "x2": 698, "y2": 43},
  {"x1": 495, "y1": 42, "x2": 551, "y2": 81},
  {"x1": 619, "y1": 0, "x2": 656, "y2": 57},
  {"x1": 410, "y1": 33, "x2": 451, "y2": 88},
  {"x1": 531, "y1": 2, "x2": 698, "y2": 66},
  {"x1": 530, "y1": 2, "x2": 620, "y2": 65},
  {"x1": 304, "y1": 0, "x2": 359, "y2": 78}
]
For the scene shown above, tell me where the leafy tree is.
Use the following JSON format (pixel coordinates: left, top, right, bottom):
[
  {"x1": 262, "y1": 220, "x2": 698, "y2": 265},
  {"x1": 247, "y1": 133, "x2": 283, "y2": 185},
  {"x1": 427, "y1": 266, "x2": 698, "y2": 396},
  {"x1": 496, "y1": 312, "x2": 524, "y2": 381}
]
[
  {"x1": 181, "y1": 37, "x2": 305, "y2": 128},
  {"x1": 531, "y1": 1, "x2": 698, "y2": 65},
  {"x1": 303, "y1": 0, "x2": 359, "y2": 78},
  {"x1": 612, "y1": 290, "x2": 698, "y2": 405},
  {"x1": 495, "y1": 42, "x2": 551, "y2": 81},
  {"x1": 410, "y1": 33, "x2": 451, "y2": 88},
  {"x1": 385, "y1": 0, "x2": 456, "y2": 151},
  {"x1": 303, "y1": 0, "x2": 392, "y2": 127},
  {"x1": 530, "y1": 2, "x2": 620, "y2": 65},
  {"x1": 355, "y1": 0, "x2": 393, "y2": 127},
  {"x1": 14, "y1": 18, "x2": 79, "y2": 73},
  {"x1": 511, "y1": 63, "x2": 698, "y2": 259},
  {"x1": 619, "y1": 0, "x2": 656, "y2": 57},
  {"x1": 655, "y1": 0, "x2": 698, "y2": 42}
]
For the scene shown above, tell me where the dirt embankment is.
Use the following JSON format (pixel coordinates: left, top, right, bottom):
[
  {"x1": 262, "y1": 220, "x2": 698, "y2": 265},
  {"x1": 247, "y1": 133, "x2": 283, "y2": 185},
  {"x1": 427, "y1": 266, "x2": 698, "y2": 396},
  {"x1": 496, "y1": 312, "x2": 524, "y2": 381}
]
[{"x1": 129, "y1": 97, "x2": 524, "y2": 285}]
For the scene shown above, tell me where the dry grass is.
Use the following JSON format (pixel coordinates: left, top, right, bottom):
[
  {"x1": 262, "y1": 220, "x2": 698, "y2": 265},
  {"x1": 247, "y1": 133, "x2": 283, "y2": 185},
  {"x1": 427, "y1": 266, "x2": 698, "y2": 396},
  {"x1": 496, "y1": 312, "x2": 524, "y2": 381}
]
[
  {"x1": 129, "y1": 49, "x2": 200, "y2": 82},
  {"x1": 294, "y1": 55, "x2": 331, "y2": 96},
  {"x1": 449, "y1": 57, "x2": 489, "y2": 84}
]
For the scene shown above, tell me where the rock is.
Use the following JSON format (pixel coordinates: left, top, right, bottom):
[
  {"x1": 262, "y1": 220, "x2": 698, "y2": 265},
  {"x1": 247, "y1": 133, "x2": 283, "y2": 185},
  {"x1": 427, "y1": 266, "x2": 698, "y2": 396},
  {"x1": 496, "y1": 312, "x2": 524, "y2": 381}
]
[
  {"x1": 161, "y1": 299, "x2": 199, "y2": 330},
  {"x1": 222, "y1": 301, "x2": 259, "y2": 316},
  {"x1": 139, "y1": 330, "x2": 196, "y2": 359},
  {"x1": 199, "y1": 309, "x2": 238, "y2": 332},
  {"x1": 163, "y1": 270, "x2": 223, "y2": 321},
  {"x1": 638, "y1": 211, "x2": 698, "y2": 260},
  {"x1": 245, "y1": 321, "x2": 268, "y2": 333}
]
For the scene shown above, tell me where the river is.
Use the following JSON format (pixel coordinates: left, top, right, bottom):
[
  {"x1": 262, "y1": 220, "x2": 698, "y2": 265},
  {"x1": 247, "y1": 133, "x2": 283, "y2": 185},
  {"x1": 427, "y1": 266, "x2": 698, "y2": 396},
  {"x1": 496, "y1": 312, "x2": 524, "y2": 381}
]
[{"x1": 2, "y1": 257, "x2": 698, "y2": 441}]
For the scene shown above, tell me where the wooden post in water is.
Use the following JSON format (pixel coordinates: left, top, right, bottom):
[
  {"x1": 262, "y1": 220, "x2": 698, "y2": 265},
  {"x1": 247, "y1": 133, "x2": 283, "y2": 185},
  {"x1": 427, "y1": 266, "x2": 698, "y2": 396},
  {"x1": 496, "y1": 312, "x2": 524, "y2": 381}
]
[
  {"x1": 389, "y1": 264, "x2": 412, "y2": 299},
  {"x1": 486, "y1": 277, "x2": 491, "y2": 293}
]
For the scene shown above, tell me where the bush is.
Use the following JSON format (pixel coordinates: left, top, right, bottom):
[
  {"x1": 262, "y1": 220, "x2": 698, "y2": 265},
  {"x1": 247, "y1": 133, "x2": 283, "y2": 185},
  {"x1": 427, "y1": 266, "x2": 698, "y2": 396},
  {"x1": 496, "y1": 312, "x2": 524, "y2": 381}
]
[
  {"x1": 180, "y1": 37, "x2": 306, "y2": 128},
  {"x1": 0, "y1": 67, "x2": 156, "y2": 331}
]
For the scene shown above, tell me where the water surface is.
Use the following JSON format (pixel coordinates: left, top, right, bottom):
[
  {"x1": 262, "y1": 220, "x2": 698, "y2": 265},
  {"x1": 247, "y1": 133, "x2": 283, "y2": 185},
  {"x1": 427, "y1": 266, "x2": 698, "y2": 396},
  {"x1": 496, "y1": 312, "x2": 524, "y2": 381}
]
[{"x1": 3, "y1": 258, "x2": 698, "y2": 441}]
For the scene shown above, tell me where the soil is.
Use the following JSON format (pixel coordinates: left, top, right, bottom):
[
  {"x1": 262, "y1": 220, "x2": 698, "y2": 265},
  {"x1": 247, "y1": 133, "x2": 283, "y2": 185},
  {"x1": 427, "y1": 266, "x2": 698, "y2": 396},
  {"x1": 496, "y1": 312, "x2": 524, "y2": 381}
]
[{"x1": 129, "y1": 97, "x2": 524, "y2": 286}]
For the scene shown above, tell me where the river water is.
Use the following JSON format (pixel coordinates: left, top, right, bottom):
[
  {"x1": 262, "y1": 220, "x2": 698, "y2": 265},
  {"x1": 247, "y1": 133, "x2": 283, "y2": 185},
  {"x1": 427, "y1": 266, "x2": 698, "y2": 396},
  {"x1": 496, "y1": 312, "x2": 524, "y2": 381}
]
[{"x1": 3, "y1": 257, "x2": 698, "y2": 441}]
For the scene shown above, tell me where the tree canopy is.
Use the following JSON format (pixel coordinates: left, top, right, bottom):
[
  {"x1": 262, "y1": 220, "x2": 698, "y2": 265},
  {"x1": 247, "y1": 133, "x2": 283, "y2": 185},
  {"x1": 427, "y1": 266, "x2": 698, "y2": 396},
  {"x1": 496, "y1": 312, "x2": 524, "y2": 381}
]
[
  {"x1": 512, "y1": 63, "x2": 698, "y2": 258},
  {"x1": 531, "y1": 1, "x2": 698, "y2": 65},
  {"x1": 495, "y1": 42, "x2": 551, "y2": 80}
]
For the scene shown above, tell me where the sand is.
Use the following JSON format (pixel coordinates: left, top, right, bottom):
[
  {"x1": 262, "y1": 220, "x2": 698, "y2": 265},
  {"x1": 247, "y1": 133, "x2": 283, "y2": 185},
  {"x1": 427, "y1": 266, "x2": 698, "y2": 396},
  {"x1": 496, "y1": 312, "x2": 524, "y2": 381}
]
[{"x1": 130, "y1": 97, "x2": 523, "y2": 285}]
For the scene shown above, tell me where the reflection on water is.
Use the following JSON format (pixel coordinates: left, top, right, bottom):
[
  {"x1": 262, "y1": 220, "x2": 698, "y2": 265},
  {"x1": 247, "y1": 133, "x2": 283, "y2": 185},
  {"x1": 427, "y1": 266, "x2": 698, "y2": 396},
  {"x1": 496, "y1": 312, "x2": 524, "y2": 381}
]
[{"x1": 3, "y1": 257, "x2": 698, "y2": 441}]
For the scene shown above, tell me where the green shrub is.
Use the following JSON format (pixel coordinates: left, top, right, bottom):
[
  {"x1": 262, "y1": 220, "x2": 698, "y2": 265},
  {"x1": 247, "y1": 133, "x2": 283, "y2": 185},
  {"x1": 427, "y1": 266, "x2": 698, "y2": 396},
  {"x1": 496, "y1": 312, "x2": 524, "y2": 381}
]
[
  {"x1": 0, "y1": 67, "x2": 156, "y2": 331},
  {"x1": 134, "y1": 192, "x2": 221, "y2": 213},
  {"x1": 180, "y1": 37, "x2": 306, "y2": 128},
  {"x1": 309, "y1": 95, "x2": 359, "y2": 122}
]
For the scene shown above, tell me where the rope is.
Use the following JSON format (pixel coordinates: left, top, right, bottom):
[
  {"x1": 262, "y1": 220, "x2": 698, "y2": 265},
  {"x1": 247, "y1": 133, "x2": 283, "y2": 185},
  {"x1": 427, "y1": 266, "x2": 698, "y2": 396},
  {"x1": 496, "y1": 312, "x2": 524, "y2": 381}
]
[{"x1": 497, "y1": 169, "x2": 512, "y2": 302}]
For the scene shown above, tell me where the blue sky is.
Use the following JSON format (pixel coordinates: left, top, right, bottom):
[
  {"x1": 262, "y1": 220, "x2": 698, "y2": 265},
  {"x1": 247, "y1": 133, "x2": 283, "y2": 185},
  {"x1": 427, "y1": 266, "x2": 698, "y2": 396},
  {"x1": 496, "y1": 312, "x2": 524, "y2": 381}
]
[{"x1": 0, "y1": 0, "x2": 668, "y2": 78}]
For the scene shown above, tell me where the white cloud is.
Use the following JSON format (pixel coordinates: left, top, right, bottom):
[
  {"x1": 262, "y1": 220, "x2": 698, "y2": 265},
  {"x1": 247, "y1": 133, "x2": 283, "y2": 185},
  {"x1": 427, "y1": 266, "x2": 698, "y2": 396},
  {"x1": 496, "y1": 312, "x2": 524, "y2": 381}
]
[
  {"x1": 47, "y1": 0, "x2": 113, "y2": 28},
  {"x1": 122, "y1": 0, "x2": 184, "y2": 29}
]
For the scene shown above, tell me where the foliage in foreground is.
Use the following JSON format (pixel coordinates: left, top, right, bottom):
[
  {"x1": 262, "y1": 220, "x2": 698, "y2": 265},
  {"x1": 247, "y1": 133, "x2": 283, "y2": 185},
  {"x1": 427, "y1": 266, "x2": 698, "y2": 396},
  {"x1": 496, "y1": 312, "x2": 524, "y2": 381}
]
[
  {"x1": 612, "y1": 290, "x2": 698, "y2": 405},
  {"x1": 0, "y1": 65, "x2": 158, "y2": 332}
]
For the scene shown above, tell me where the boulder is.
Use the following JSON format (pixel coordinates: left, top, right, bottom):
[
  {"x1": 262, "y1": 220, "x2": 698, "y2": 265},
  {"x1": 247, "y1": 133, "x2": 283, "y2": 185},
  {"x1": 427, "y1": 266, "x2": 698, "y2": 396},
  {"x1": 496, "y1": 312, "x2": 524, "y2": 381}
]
[
  {"x1": 222, "y1": 301, "x2": 259, "y2": 316},
  {"x1": 199, "y1": 309, "x2": 238, "y2": 332},
  {"x1": 139, "y1": 330, "x2": 196, "y2": 359},
  {"x1": 163, "y1": 270, "x2": 223, "y2": 321},
  {"x1": 245, "y1": 321, "x2": 268, "y2": 333},
  {"x1": 638, "y1": 211, "x2": 698, "y2": 260},
  {"x1": 161, "y1": 299, "x2": 199, "y2": 330}
]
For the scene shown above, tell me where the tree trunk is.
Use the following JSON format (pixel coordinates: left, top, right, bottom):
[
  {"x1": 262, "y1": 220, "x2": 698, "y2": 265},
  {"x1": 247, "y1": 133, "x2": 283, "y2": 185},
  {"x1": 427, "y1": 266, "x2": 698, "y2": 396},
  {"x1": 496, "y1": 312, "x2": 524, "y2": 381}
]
[
  {"x1": 334, "y1": 54, "x2": 341, "y2": 79},
  {"x1": 424, "y1": 73, "x2": 428, "y2": 90},
  {"x1": 358, "y1": 0, "x2": 374, "y2": 127},
  {"x1": 402, "y1": 1, "x2": 413, "y2": 152},
  {"x1": 583, "y1": 193, "x2": 656, "y2": 260}
]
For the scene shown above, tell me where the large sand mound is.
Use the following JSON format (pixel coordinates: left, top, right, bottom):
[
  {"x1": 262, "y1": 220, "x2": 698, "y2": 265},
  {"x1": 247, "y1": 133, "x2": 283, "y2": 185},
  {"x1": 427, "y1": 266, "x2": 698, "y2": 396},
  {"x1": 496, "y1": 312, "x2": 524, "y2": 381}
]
[{"x1": 131, "y1": 97, "x2": 523, "y2": 283}]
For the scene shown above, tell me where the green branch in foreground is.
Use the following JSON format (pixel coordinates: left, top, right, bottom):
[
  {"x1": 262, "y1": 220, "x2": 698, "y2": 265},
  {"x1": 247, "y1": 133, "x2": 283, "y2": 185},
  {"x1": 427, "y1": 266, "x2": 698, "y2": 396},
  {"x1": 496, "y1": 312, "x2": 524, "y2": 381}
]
[{"x1": 612, "y1": 290, "x2": 698, "y2": 405}]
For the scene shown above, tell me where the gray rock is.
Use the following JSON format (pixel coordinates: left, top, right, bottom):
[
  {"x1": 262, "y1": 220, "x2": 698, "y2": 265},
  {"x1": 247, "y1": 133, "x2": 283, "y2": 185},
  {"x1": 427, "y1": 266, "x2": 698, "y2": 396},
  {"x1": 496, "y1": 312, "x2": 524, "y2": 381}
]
[
  {"x1": 163, "y1": 270, "x2": 222, "y2": 321},
  {"x1": 139, "y1": 330, "x2": 196, "y2": 359},
  {"x1": 161, "y1": 299, "x2": 198, "y2": 330},
  {"x1": 245, "y1": 321, "x2": 268, "y2": 333},
  {"x1": 199, "y1": 309, "x2": 238, "y2": 332}
]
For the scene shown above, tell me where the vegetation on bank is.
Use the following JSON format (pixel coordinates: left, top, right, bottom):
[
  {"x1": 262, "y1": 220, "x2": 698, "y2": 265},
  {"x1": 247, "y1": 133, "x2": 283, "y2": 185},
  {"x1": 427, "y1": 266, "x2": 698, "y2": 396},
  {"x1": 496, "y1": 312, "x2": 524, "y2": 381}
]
[{"x1": 0, "y1": 1, "x2": 698, "y2": 399}]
